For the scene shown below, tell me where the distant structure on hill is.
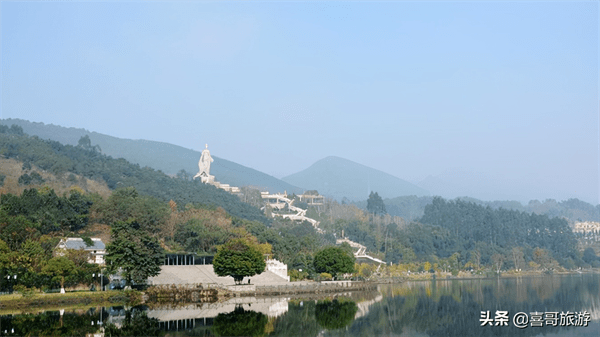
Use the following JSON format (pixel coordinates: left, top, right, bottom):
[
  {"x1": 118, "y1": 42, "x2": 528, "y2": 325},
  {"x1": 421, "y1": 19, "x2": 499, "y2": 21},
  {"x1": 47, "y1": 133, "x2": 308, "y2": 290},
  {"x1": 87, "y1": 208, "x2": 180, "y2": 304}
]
[
  {"x1": 55, "y1": 238, "x2": 106, "y2": 264},
  {"x1": 572, "y1": 221, "x2": 600, "y2": 246},
  {"x1": 261, "y1": 191, "x2": 322, "y2": 232},
  {"x1": 572, "y1": 221, "x2": 600, "y2": 234},
  {"x1": 298, "y1": 193, "x2": 325, "y2": 207},
  {"x1": 193, "y1": 144, "x2": 239, "y2": 193}
]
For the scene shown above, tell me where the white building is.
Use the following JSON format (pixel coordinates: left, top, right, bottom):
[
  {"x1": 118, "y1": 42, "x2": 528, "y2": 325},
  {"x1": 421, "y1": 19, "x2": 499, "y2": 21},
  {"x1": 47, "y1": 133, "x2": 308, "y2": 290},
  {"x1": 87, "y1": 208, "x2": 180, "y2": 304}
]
[{"x1": 55, "y1": 238, "x2": 106, "y2": 265}]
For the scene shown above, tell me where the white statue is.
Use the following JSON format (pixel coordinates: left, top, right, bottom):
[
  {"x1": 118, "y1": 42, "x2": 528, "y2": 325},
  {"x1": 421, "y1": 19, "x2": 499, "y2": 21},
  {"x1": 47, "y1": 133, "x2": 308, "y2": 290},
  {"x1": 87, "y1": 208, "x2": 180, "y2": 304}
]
[{"x1": 194, "y1": 144, "x2": 214, "y2": 180}]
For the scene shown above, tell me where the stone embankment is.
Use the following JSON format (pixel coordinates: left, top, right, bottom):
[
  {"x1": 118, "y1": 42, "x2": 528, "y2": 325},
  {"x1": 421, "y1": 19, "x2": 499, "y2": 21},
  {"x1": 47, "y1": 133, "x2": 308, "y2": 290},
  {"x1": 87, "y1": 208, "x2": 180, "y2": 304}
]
[{"x1": 145, "y1": 280, "x2": 377, "y2": 301}]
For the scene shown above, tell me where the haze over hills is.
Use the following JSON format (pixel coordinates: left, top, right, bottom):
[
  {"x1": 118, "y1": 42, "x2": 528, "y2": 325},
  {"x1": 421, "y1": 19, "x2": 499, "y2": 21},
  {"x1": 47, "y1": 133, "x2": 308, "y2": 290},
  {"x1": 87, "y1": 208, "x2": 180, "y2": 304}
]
[
  {"x1": 282, "y1": 156, "x2": 430, "y2": 202},
  {"x1": 416, "y1": 169, "x2": 565, "y2": 204},
  {"x1": 0, "y1": 119, "x2": 303, "y2": 194},
  {"x1": 5, "y1": 119, "x2": 592, "y2": 206},
  {"x1": 353, "y1": 195, "x2": 600, "y2": 223}
]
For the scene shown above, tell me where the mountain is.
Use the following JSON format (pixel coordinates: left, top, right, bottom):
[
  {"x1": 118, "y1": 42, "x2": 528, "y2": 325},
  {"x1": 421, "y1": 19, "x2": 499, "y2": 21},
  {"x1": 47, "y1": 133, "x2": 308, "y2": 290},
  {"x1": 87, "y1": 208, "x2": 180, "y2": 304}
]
[
  {"x1": 282, "y1": 156, "x2": 430, "y2": 201},
  {"x1": 0, "y1": 119, "x2": 302, "y2": 194},
  {"x1": 0, "y1": 125, "x2": 268, "y2": 222}
]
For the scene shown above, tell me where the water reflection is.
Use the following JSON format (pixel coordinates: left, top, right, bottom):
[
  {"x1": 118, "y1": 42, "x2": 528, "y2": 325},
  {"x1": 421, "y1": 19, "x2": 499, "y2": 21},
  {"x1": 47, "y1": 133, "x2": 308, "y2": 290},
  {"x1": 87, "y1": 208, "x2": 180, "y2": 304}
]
[
  {"x1": 1, "y1": 274, "x2": 597, "y2": 336},
  {"x1": 104, "y1": 308, "x2": 161, "y2": 337},
  {"x1": 332, "y1": 274, "x2": 600, "y2": 337},
  {"x1": 0, "y1": 308, "x2": 103, "y2": 336},
  {"x1": 213, "y1": 306, "x2": 268, "y2": 337},
  {"x1": 315, "y1": 299, "x2": 358, "y2": 330}
]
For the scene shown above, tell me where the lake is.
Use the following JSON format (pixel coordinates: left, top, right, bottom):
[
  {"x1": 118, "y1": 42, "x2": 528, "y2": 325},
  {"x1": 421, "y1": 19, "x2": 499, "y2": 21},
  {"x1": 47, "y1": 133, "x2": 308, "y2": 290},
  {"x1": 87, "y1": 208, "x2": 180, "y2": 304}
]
[{"x1": 1, "y1": 273, "x2": 598, "y2": 336}]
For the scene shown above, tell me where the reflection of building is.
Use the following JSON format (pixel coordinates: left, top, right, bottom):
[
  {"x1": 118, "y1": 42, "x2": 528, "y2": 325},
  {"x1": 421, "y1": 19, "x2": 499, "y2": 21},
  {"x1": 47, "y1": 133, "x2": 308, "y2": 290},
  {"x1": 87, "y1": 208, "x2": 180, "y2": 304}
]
[
  {"x1": 355, "y1": 293, "x2": 383, "y2": 319},
  {"x1": 149, "y1": 297, "x2": 290, "y2": 332},
  {"x1": 55, "y1": 238, "x2": 106, "y2": 264}
]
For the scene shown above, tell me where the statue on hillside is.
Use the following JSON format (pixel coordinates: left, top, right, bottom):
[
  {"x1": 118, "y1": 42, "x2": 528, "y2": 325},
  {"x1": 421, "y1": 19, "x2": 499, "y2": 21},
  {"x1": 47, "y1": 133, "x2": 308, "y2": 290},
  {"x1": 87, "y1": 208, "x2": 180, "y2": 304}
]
[{"x1": 194, "y1": 144, "x2": 214, "y2": 181}]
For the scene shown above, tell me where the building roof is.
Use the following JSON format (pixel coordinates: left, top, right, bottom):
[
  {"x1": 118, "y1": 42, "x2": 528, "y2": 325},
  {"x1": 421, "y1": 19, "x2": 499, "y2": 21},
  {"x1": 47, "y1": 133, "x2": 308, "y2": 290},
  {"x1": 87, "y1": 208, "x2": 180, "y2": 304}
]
[{"x1": 59, "y1": 238, "x2": 105, "y2": 250}]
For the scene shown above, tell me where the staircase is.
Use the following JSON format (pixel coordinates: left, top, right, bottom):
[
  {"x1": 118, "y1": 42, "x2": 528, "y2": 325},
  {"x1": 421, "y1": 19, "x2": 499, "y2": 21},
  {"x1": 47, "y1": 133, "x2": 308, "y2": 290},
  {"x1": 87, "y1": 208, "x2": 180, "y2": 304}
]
[{"x1": 148, "y1": 265, "x2": 290, "y2": 286}]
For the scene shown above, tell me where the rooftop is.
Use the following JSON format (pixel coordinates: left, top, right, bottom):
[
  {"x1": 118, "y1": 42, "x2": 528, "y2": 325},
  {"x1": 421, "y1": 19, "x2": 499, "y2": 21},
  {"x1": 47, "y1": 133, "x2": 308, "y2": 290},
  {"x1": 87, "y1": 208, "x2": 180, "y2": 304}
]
[{"x1": 60, "y1": 238, "x2": 105, "y2": 250}]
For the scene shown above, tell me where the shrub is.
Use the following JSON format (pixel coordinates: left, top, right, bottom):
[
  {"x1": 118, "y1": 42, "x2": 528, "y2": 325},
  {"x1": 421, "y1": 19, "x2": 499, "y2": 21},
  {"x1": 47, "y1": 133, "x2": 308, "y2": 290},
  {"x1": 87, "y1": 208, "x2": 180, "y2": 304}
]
[{"x1": 320, "y1": 272, "x2": 333, "y2": 280}]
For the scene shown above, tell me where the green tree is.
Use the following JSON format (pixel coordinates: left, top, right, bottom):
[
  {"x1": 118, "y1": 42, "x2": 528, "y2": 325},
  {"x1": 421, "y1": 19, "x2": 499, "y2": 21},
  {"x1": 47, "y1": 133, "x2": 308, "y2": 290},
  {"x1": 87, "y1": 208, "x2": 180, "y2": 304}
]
[
  {"x1": 367, "y1": 191, "x2": 386, "y2": 215},
  {"x1": 583, "y1": 248, "x2": 598, "y2": 264},
  {"x1": 20, "y1": 239, "x2": 46, "y2": 272},
  {"x1": 313, "y1": 246, "x2": 355, "y2": 278},
  {"x1": 105, "y1": 220, "x2": 163, "y2": 287},
  {"x1": 43, "y1": 256, "x2": 75, "y2": 292},
  {"x1": 213, "y1": 238, "x2": 266, "y2": 284},
  {"x1": 77, "y1": 135, "x2": 101, "y2": 152},
  {"x1": 98, "y1": 187, "x2": 169, "y2": 235},
  {"x1": 174, "y1": 218, "x2": 231, "y2": 253}
]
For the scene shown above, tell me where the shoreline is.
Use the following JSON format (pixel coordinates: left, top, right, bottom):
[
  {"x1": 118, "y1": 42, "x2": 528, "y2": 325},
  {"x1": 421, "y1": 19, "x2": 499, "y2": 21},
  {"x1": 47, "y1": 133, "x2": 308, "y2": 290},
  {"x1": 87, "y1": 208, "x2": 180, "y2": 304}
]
[
  {"x1": 0, "y1": 290, "x2": 138, "y2": 313},
  {"x1": 1, "y1": 270, "x2": 597, "y2": 314}
]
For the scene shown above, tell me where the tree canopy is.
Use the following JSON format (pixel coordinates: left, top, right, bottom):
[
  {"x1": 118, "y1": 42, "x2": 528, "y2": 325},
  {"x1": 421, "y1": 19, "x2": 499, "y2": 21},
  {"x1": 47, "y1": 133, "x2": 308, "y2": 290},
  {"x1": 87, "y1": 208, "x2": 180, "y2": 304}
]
[
  {"x1": 213, "y1": 238, "x2": 266, "y2": 284},
  {"x1": 105, "y1": 220, "x2": 163, "y2": 287},
  {"x1": 42, "y1": 256, "x2": 75, "y2": 291},
  {"x1": 313, "y1": 246, "x2": 355, "y2": 278},
  {"x1": 367, "y1": 191, "x2": 386, "y2": 215}
]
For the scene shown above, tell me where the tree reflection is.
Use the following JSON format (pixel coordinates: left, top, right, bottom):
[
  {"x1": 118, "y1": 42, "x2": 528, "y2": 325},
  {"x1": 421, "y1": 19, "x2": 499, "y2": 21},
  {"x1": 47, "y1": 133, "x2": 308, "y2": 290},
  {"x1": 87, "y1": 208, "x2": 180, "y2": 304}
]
[
  {"x1": 212, "y1": 306, "x2": 268, "y2": 337},
  {"x1": 0, "y1": 309, "x2": 101, "y2": 336},
  {"x1": 104, "y1": 307, "x2": 162, "y2": 337},
  {"x1": 315, "y1": 298, "x2": 358, "y2": 330},
  {"x1": 331, "y1": 275, "x2": 600, "y2": 337}
]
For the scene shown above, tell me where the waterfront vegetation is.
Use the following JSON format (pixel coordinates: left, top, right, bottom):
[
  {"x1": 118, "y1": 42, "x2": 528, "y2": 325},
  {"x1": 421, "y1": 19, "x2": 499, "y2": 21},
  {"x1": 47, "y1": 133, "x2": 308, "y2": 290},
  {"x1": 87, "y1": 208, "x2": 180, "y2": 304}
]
[{"x1": 0, "y1": 289, "x2": 140, "y2": 312}]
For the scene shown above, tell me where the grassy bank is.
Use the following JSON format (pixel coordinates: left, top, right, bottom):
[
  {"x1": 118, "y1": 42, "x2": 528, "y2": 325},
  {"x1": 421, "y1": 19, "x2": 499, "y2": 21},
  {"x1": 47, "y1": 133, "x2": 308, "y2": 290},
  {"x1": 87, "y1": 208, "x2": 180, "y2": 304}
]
[{"x1": 0, "y1": 290, "x2": 139, "y2": 313}]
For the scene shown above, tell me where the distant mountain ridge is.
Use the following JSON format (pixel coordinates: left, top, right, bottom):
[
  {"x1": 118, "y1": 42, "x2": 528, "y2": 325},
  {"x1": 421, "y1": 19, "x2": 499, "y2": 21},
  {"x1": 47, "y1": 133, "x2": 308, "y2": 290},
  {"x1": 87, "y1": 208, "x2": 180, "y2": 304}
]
[
  {"x1": 282, "y1": 156, "x2": 430, "y2": 201},
  {"x1": 1, "y1": 119, "x2": 303, "y2": 194}
]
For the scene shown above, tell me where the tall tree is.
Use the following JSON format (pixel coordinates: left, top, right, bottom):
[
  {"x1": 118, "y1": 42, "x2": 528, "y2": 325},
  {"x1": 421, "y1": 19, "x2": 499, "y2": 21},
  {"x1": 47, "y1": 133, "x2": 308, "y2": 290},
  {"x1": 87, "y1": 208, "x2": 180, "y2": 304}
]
[
  {"x1": 43, "y1": 257, "x2": 75, "y2": 293},
  {"x1": 313, "y1": 246, "x2": 355, "y2": 278},
  {"x1": 213, "y1": 238, "x2": 266, "y2": 284},
  {"x1": 105, "y1": 220, "x2": 163, "y2": 287},
  {"x1": 367, "y1": 192, "x2": 386, "y2": 215}
]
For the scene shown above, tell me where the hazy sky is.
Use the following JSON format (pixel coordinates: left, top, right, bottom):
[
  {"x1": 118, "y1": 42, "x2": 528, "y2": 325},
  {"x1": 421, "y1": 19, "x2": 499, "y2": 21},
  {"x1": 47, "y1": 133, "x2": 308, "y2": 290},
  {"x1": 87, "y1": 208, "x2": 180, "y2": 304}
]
[{"x1": 1, "y1": 1, "x2": 598, "y2": 204}]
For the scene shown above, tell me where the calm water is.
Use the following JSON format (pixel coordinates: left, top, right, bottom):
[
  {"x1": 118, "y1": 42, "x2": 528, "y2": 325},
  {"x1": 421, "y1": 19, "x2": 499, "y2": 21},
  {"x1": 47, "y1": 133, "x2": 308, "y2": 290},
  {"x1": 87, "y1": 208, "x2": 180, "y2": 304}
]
[{"x1": 1, "y1": 273, "x2": 599, "y2": 336}]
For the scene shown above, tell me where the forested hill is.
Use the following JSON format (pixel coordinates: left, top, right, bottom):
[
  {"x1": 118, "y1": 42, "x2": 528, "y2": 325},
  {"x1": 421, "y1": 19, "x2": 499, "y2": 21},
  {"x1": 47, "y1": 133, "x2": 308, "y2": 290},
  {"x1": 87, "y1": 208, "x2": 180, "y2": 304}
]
[
  {"x1": 418, "y1": 197, "x2": 579, "y2": 267},
  {"x1": 354, "y1": 195, "x2": 600, "y2": 222},
  {"x1": 0, "y1": 118, "x2": 303, "y2": 194},
  {"x1": 0, "y1": 125, "x2": 267, "y2": 223}
]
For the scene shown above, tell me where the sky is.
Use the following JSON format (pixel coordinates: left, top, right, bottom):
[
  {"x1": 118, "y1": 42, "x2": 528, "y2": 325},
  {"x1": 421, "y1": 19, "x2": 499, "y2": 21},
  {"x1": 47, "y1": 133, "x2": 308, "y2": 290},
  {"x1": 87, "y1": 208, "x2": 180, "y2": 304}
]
[{"x1": 1, "y1": 1, "x2": 598, "y2": 204}]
